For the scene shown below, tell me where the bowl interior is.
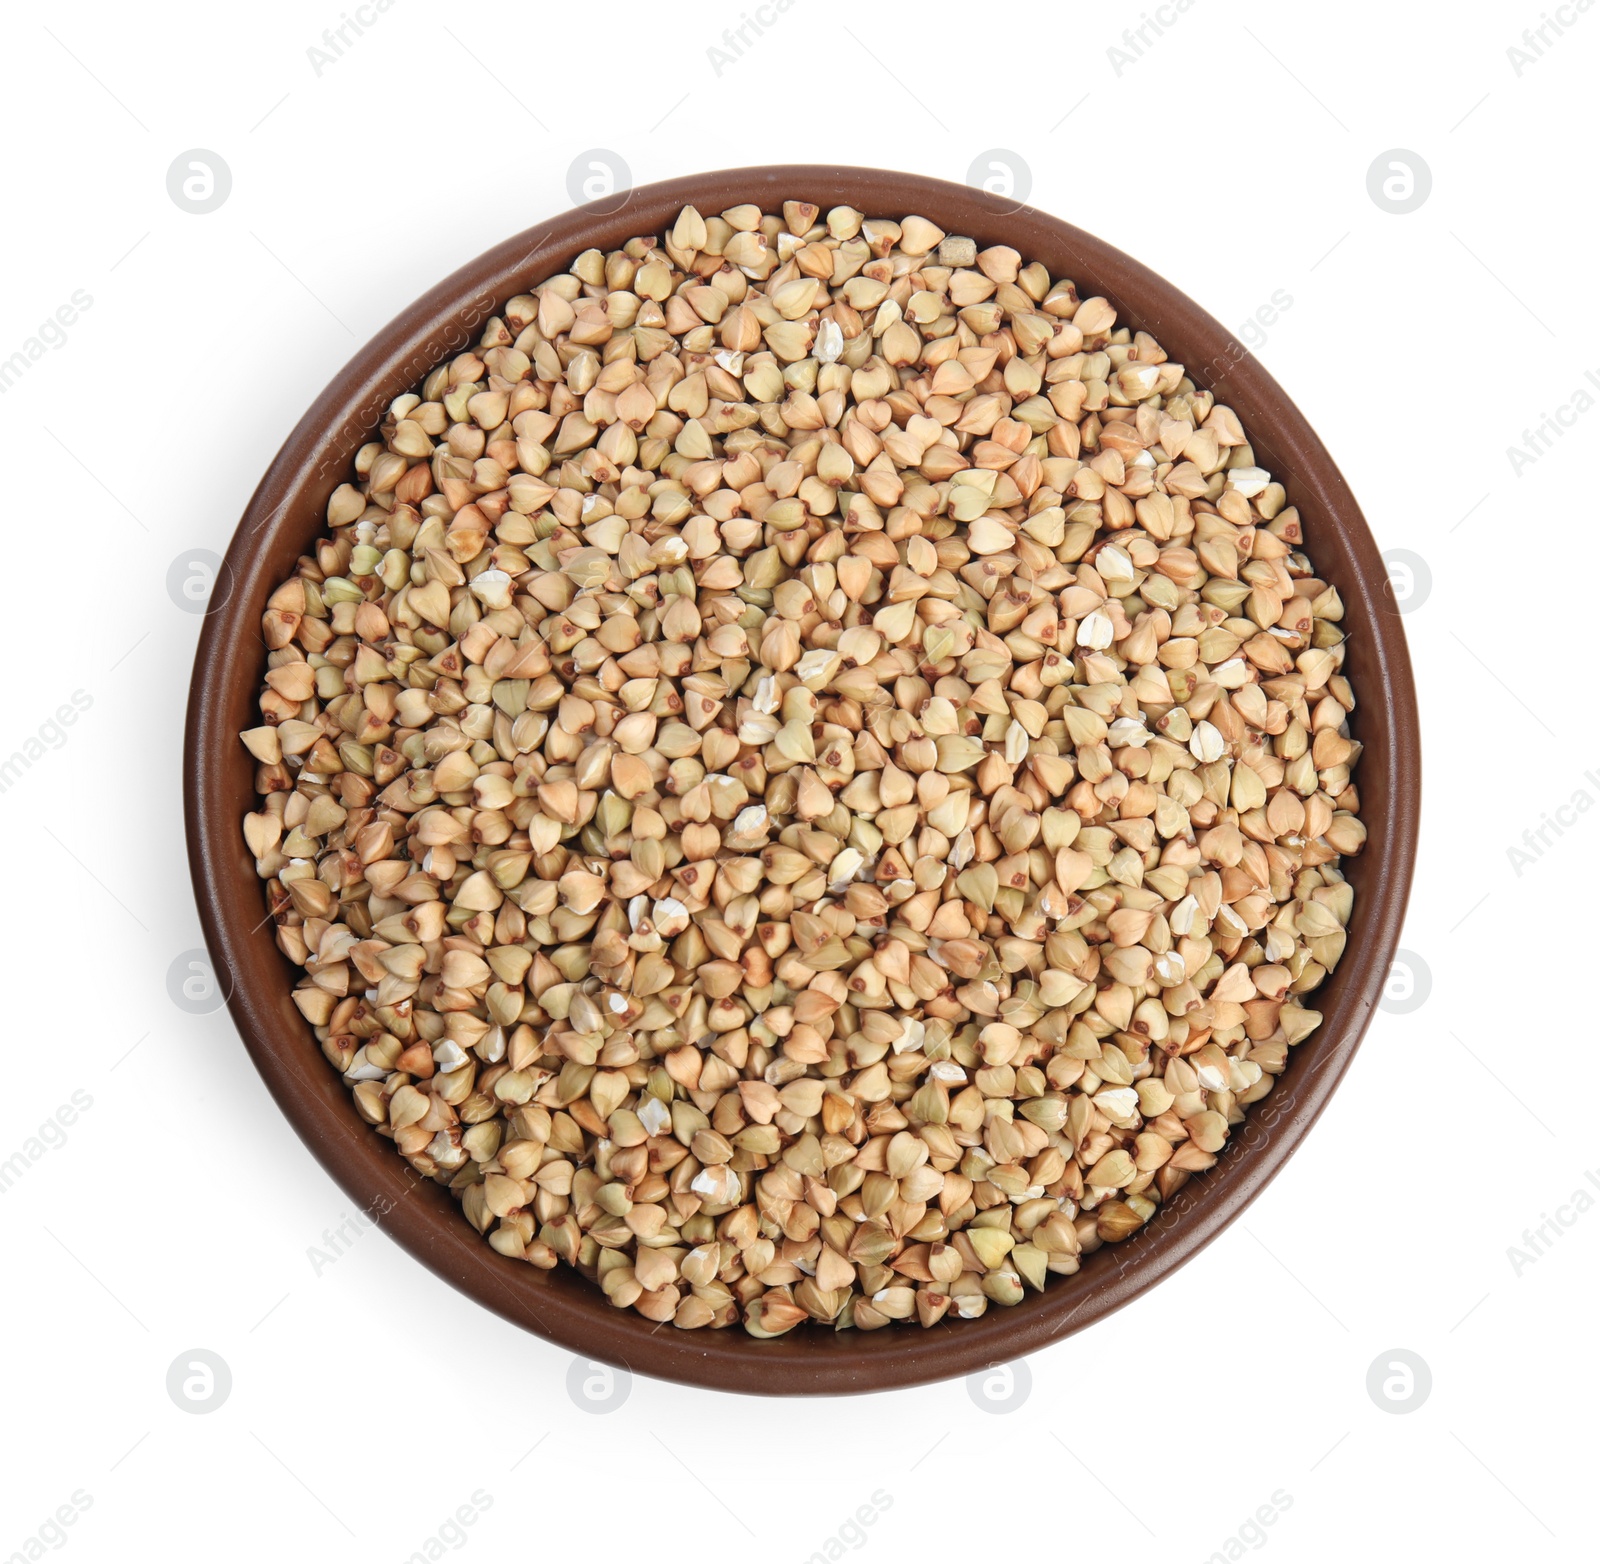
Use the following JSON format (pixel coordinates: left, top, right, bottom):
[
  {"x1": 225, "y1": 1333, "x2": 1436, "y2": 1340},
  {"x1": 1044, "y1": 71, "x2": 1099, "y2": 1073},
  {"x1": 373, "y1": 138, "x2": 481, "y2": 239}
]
[{"x1": 186, "y1": 165, "x2": 1418, "y2": 1395}]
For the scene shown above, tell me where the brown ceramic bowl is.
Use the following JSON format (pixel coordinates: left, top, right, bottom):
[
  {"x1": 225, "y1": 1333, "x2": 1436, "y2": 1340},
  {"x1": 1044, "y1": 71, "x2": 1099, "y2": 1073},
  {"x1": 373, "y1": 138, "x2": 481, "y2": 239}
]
[{"x1": 186, "y1": 165, "x2": 1419, "y2": 1395}]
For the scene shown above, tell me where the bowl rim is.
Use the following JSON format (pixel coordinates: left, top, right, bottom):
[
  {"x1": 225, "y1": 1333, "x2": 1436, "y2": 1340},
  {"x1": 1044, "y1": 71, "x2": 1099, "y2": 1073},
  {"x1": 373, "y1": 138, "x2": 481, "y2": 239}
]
[{"x1": 185, "y1": 163, "x2": 1419, "y2": 1396}]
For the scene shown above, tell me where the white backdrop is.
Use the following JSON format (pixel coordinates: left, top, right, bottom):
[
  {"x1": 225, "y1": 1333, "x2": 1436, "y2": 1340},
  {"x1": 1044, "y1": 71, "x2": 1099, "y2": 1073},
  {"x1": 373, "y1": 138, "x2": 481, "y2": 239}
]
[{"x1": 1, "y1": 1, "x2": 1588, "y2": 1559}]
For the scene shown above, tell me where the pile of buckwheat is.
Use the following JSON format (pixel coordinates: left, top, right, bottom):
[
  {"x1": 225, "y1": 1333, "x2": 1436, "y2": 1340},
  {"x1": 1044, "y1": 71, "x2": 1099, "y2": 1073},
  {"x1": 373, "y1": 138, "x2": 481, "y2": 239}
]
[{"x1": 239, "y1": 200, "x2": 1364, "y2": 1334}]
